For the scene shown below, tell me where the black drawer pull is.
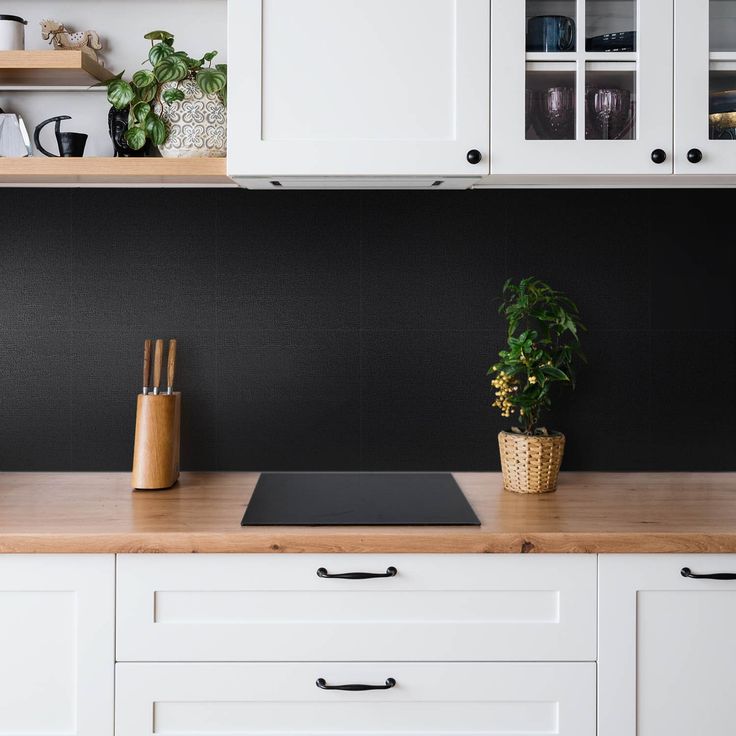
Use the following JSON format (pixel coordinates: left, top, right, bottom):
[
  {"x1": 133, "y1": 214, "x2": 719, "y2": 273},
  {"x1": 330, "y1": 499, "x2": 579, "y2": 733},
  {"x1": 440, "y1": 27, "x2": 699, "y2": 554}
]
[
  {"x1": 681, "y1": 567, "x2": 736, "y2": 580},
  {"x1": 316, "y1": 677, "x2": 396, "y2": 691},
  {"x1": 317, "y1": 566, "x2": 397, "y2": 580}
]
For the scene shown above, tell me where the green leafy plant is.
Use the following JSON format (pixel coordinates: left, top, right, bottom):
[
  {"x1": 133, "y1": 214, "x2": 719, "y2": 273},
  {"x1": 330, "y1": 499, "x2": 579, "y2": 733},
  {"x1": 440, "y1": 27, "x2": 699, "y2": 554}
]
[
  {"x1": 488, "y1": 277, "x2": 585, "y2": 435},
  {"x1": 101, "y1": 30, "x2": 227, "y2": 151}
]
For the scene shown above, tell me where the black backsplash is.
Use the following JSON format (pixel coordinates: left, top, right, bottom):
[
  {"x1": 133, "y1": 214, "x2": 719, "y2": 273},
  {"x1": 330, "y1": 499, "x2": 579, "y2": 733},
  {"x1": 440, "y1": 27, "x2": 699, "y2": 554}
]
[{"x1": 0, "y1": 188, "x2": 734, "y2": 471}]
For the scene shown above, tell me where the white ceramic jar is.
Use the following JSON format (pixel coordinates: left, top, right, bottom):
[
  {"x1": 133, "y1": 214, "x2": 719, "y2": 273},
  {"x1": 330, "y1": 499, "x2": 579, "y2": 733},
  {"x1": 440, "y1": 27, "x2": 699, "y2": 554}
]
[{"x1": 0, "y1": 15, "x2": 27, "y2": 50}]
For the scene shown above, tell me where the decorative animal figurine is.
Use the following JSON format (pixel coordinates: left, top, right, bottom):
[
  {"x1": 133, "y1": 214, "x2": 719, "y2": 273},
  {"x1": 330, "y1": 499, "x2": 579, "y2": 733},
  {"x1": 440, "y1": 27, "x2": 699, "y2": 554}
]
[{"x1": 40, "y1": 20, "x2": 102, "y2": 63}]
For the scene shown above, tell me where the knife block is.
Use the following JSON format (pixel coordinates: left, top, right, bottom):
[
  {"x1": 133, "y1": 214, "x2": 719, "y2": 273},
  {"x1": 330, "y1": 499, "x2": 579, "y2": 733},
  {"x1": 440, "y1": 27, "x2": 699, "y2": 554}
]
[{"x1": 131, "y1": 392, "x2": 181, "y2": 490}]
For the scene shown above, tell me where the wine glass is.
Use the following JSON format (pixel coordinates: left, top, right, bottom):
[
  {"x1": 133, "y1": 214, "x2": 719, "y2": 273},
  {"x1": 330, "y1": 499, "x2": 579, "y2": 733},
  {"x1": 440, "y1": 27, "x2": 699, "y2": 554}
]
[
  {"x1": 586, "y1": 87, "x2": 632, "y2": 140},
  {"x1": 532, "y1": 86, "x2": 576, "y2": 140}
]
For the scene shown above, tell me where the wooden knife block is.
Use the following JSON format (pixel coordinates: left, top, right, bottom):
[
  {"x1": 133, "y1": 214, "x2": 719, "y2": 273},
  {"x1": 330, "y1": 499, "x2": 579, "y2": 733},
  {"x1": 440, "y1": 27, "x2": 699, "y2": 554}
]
[{"x1": 131, "y1": 393, "x2": 181, "y2": 490}]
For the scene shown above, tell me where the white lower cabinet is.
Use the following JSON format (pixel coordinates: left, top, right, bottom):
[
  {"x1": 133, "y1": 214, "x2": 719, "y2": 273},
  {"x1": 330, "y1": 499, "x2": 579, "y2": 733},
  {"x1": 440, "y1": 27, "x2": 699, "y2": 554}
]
[
  {"x1": 599, "y1": 554, "x2": 736, "y2": 736},
  {"x1": 0, "y1": 555, "x2": 115, "y2": 736},
  {"x1": 116, "y1": 662, "x2": 596, "y2": 736},
  {"x1": 116, "y1": 553, "x2": 597, "y2": 662},
  {"x1": 20, "y1": 550, "x2": 736, "y2": 734}
]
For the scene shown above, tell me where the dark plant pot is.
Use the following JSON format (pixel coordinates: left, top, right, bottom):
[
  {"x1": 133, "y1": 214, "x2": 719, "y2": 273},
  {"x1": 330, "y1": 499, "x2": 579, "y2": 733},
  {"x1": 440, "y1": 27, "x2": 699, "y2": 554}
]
[{"x1": 108, "y1": 106, "x2": 150, "y2": 157}]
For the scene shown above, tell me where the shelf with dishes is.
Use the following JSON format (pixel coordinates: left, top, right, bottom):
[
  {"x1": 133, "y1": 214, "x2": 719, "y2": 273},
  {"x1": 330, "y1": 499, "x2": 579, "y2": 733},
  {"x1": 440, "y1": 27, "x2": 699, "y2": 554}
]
[{"x1": 525, "y1": 52, "x2": 637, "y2": 62}]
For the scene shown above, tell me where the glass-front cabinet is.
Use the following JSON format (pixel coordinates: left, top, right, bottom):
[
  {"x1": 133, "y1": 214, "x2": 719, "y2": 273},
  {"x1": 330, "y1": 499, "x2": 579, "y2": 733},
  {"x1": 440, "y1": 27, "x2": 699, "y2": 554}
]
[
  {"x1": 491, "y1": 0, "x2": 673, "y2": 175},
  {"x1": 676, "y1": 0, "x2": 736, "y2": 173}
]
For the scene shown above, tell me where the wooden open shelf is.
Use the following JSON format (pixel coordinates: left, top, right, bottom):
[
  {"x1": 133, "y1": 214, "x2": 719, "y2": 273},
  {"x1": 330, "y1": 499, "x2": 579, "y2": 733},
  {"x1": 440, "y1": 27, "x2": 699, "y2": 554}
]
[
  {"x1": 0, "y1": 158, "x2": 235, "y2": 186},
  {"x1": 0, "y1": 50, "x2": 115, "y2": 87}
]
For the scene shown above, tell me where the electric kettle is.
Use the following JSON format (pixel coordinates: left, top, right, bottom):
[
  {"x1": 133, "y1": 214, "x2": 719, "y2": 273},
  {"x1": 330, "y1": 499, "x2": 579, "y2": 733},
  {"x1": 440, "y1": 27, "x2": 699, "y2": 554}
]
[{"x1": 0, "y1": 107, "x2": 32, "y2": 157}]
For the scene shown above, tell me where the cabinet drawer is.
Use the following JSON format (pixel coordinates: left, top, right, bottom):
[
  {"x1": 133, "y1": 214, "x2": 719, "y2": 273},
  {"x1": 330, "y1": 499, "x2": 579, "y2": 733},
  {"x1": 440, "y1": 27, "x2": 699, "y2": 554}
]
[
  {"x1": 116, "y1": 661, "x2": 596, "y2": 736},
  {"x1": 117, "y1": 554, "x2": 596, "y2": 661}
]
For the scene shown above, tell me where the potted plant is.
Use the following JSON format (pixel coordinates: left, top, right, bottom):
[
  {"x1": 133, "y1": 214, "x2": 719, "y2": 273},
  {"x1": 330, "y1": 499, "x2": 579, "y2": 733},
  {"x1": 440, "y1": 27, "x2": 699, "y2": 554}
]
[
  {"x1": 488, "y1": 277, "x2": 585, "y2": 494},
  {"x1": 102, "y1": 30, "x2": 227, "y2": 158}
]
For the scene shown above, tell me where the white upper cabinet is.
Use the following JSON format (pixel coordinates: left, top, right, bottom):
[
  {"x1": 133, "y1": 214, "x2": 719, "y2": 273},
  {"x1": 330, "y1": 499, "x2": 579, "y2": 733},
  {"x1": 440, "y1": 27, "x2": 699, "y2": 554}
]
[
  {"x1": 228, "y1": 0, "x2": 490, "y2": 186},
  {"x1": 675, "y1": 0, "x2": 736, "y2": 173},
  {"x1": 491, "y1": 0, "x2": 674, "y2": 175},
  {"x1": 0, "y1": 555, "x2": 115, "y2": 736},
  {"x1": 599, "y1": 555, "x2": 736, "y2": 736}
]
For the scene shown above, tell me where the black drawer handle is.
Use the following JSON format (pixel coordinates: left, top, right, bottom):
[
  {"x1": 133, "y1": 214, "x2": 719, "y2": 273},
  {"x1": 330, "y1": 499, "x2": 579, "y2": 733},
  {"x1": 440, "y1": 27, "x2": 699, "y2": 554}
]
[
  {"x1": 316, "y1": 677, "x2": 396, "y2": 691},
  {"x1": 317, "y1": 566, "x2": 397, "y2": 580},
  {"x1": 681, "y1": 567, "x2": 736, "y2": 580}
]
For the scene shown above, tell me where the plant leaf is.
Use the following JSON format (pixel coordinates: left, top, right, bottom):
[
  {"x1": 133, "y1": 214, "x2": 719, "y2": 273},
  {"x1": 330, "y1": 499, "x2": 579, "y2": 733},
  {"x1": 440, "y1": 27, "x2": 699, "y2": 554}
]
[
  {"x1": 162, "y1": 87, "x2": 186, "y2": 105},
  {"x1": 541, "y1": 365, "x2": 569, "y2": 381},
  {"x1": 149, "y1": 42, "x2": 174, "y2": 66},
  {"x1": 132, "y1": 70, "x2": 156, "y2": 89},
  {"x1": 107, "y1": 79, "x2": 136, "y2": 110},
  {"x1": 196, "y1": 67, "x2": 226, "y2": 95},
  {"x1": 132, "y1": 101, "x2": 151, "y2": 124},
  {"x1": 144, "y1": 113, "x2": 167, "y2": 146},
  {"x1": 144, "y1": 30, "x2": 174, "y2": 41},
  {"x1": 154, "y1": 55, "x2": 189, "y2": 83},
  {"x1": 124, "y1": 126, "x2": 147, "y2": 150},
  {"x1": 136, "y1": 83, "x2": 157, "y2": 103}
]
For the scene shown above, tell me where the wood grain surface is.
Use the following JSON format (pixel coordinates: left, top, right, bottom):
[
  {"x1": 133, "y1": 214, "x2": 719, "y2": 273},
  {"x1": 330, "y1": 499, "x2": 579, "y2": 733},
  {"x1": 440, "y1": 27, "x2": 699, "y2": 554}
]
[
  {"x1": 0, "y1": 158, "x2": 233, "y2": 185},
  {"x1": 0, "y1": 472, "x2": 734, "y2": 554}
]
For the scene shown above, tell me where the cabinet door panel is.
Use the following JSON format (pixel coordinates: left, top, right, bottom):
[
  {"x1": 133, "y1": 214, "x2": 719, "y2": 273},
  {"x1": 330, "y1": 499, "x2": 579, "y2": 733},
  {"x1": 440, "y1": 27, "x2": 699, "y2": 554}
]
[
  {"x1": 228, "y1": 0, "x2": 490, "y2": 178},
  {"x1": 675, "y1": 0, "x2": 736, "y2": 173},
  {"x1": 599, "y1": 554, "x2": 736, "y2": 736},
  {"x1": 491, "y1": 0, "x2": 673, "y2": 174},
  {"x1": 0, "y1": 555, "x2": 114, "y2": 736},
  {"x1": 117, "y1": 553, "x2": 597, "y2": 662},
  {"x1": 117, "y1": 662, "x2": 596, "y2": 736}
]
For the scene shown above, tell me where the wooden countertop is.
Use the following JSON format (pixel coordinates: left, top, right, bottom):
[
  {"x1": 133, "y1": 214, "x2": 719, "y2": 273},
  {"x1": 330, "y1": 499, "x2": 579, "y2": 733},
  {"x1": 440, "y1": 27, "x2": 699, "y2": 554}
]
[{"x1": 0, "y1": 472, "x2": 735, "y2": 554}]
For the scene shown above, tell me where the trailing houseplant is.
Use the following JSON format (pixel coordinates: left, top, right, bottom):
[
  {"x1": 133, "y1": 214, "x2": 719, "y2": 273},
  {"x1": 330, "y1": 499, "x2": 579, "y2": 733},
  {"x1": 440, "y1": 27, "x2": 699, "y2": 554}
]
[
  {"x1": 488, "y1": 277, "x2": 585, "y2": 493},
  {"x1": 102, "y1": 30, "x2": 227, "y2": 155}
]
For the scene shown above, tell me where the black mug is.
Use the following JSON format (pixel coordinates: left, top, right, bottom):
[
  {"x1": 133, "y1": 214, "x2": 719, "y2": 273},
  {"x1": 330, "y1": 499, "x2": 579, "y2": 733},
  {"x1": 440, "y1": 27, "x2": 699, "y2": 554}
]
[
  {"x1": 34, "y1": 115, "x2": 87, "y2": 157},
  {"x1": 527, "y1": 15, "x2": 576, "y2": 52}
]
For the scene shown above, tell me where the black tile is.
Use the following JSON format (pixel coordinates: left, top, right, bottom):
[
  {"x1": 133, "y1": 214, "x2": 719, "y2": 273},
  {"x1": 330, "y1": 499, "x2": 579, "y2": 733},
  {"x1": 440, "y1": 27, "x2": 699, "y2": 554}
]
[
  {"x1": 505, "y1": 190, "x2": 651, "y2": 330},
  {"x1": 217, "y1": 191, "x2": 361, "y2": 330},
  {"x1": 361, "y1": 192, "x2": 507, "y2": 330},
  {"x1": 361, "y1": 330, "x2": 504, "y2": 471},
  {"x1": 650, "y1": 222, "x2": 735, "y2": 331},
  {"x1": 0, "y1": 331, "x2": 72, "y2": 470},
  {"x1": 216, "y1": 330, "x2": 360, "y2": 470},
  {"x1": 546, "y1": 330, "x2": 652, "y2": 470},
  {"x1": 0, "y1": 189, "x2": 72, "y2": 331},
  {"x1": 68, "y1": 331, "x2": 217, "y2": 470},
  {"x1": 70, "y1": 189, "x2": 217, "y2": 331},
  {"x1": 650, "y1": 330, "x2": 736, "y2": 470}
]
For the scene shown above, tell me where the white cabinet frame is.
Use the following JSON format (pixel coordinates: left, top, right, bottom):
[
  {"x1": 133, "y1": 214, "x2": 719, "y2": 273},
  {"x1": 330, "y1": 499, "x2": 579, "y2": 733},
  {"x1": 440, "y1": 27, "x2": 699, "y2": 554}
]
[
  {"x1": 599, "y1": 554, "x2": 736, "y2": 736},
  {"x1": 491, "y1": 0, "x2": 674, "y2": 175},
  {"x1": 228, "y1": 0, "x2": 491, "y2": 180},
  {"x1": 0, "y1": 555, "x2": 115, "y2": 736}
]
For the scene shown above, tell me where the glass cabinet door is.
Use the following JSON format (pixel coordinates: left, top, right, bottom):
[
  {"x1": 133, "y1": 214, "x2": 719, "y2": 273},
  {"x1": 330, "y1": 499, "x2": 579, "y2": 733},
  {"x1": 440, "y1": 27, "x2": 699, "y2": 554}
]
[
  {"x1": 676, "y1": 0, "x2": 736, "y2": 173},
  {"x1": 491, "y1": 0, "x2": 673, "y2": 175}
]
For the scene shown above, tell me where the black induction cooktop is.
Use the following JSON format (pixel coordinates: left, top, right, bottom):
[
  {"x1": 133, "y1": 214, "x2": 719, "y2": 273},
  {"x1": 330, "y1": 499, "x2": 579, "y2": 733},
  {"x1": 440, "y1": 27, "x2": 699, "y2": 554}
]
[{"x1": 241, "y1": 473, "x2": 480, "y2": 526}]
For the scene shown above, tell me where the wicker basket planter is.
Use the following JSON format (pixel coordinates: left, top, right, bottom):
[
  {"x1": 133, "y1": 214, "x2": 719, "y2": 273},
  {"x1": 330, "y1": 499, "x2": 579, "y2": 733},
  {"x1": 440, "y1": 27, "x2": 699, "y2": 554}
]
[{"x1": 498, "y1": 431, "x2": 565, "y2": 494}]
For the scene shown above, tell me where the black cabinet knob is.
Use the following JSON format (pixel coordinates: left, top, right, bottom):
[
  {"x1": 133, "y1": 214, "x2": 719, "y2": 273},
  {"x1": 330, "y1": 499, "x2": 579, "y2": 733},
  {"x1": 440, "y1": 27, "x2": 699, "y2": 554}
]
[
  {"x1": 650, "y1": 149, "x2": 666, "y2": 164},
  {"x1": 687, "y1": 148, "x2": 703, "y2": 164},
  {"x1": 466, "y1": 149, "x2": 482, "y2": 164}
]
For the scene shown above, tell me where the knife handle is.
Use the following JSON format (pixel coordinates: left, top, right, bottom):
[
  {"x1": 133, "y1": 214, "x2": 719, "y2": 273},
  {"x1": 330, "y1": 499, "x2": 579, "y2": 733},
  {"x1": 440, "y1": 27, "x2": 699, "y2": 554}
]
[
  {"x1": 167, "y1": 339, "x2": 177, "y2": 394},
  {"x1": 153, "y1": 339, "x2": 163, "y2": 395},
  {"x1": 142, "y1": 339, "x2": 152, "y2": 394}
]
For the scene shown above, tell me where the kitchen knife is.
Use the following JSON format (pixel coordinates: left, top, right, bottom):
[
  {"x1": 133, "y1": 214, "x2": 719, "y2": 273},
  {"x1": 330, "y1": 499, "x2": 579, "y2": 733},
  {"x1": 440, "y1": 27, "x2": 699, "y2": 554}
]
[
  {"x1": 167, "y1": 339, "x2": 177, "y2": 395},
  {"x1": 142, "y1": 339, "x2": 152, "y2": 395},
  {"x1": 153, "y1": 339, "x2": 163, "y2": 395}
]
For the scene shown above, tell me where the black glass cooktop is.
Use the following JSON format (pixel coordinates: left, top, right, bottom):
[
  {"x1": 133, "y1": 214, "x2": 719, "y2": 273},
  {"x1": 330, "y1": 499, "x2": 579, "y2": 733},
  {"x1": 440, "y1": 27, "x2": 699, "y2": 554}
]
[{"x1": 241, "y1": 473, "x2": 480, "y2": 526}]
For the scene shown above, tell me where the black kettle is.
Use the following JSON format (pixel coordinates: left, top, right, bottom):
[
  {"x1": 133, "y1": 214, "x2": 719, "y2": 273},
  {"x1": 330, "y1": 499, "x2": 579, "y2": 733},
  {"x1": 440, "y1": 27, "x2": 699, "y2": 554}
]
[{"x1": 34, "y1": 115, "x2": 87, "y2": 157}]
